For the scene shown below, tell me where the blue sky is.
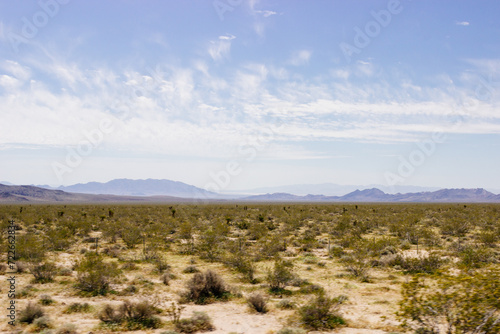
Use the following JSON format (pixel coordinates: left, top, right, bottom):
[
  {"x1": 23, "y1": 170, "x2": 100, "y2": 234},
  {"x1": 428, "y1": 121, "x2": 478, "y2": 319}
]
[{"x1": 0, "y1": 0, "x2": 499, "y2": 192}]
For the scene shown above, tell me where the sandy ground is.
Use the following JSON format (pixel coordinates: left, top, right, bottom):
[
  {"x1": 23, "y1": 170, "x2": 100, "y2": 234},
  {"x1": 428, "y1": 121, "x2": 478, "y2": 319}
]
[{"x1": 0, "y1": 244, "x2": 404, "y2": 334}]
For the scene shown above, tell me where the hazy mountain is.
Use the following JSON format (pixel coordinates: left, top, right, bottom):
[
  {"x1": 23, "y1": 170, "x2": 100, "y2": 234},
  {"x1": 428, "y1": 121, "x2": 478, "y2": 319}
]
[
  {"x1": 0, "y1": 181, "x2": 14, "y2": 185},
  {"x1": 0, "y1": 184, "x2": 199, "y2": 203},
  {"x1": 241, "y1": 188, "x2": 500, "y2": 202},
  {"x1": 229, "y1": 183, "x2": 441, "y2": 196},
  {"x1": 38, "y1": 178, "x2": 219, "y2": 199}
]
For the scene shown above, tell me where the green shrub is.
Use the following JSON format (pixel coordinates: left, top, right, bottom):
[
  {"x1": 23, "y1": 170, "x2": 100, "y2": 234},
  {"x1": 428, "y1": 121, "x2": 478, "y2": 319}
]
[
  {"x1": 99, "y1": 300, "x2": 162, "y2": 330},
  {"x1": 14, "y1": 233, "x2": 46, "y2": 261},
  {"x1": 298, "y1": 284, "x2": 325, "y2": 295},
  {"x1": 267, "y1": 258, "x2": 294, "y2": 292},
  {"x1": 392, "y1": 253, "x2": 444, "y2": 274},
  {"x1": 63, "y1": 302, "x2": 93, "y2": 314},
  {"x1": 399, "y1": 272, "x2": 500, "y2": 334},
  {"x1": 459, "y1": 246, "x2": 495, "y2": 269},
  {"x1": 341, "y1": 250, "x2": 371, "y2": 282},
  {"x1": 75, "y1": 253, "x2": 121, "y2": 295},
  {"x1": 175, "y1": 312, "x2": 214, "y2": 333},
  {"x1": 298, "y1": 294, "x2": 346, "y2": 330},
  {"x1": 31, "y1": 262, "x2": 58, "y2": 283},
  {"x1": 184, "y1": 270, "x2": 230, "y2": 304},
  {"x1": 39, "y1": 294, "x2": 55, "y2": 305}
]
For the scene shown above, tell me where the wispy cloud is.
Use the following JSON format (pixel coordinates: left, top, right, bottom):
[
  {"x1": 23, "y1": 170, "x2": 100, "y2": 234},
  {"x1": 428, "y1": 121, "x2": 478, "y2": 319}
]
[
  {"x1": 208, "y1": 34, "x2": 236, "y2": 61},
  {"x1": 1, "y1": 53, "x2": 500, "y2": 159},
  {"x1": 288, "y1": 50, "x2": 312, "y2": 66},
  {"x1": 456, "y1": 21, "x2": 470, "y2": 26},
  {"x1": 255, "y1": 10, "x2": 277, "y2": 17}
]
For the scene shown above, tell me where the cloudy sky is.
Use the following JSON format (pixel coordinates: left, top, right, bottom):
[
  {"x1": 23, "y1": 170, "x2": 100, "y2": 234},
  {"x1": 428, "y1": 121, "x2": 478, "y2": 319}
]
[{"x1": 0, "y1": 0, "x2": 499, "y2": 192}]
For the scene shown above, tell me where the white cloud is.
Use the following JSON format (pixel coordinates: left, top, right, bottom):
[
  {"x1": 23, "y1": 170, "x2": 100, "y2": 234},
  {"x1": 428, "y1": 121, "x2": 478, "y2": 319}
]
[
  {"x1": 456, "y1": 21, "x2": 470, "y2": 26},
  {"x1": 208, "y1": 34, "x2": 235, "y2": 61},
  {"x1": 1, "y1": 58, "x2": 500, "y2": 161},
  {"x1": 255, "y1": 10, "x2": 277, "y2": 17}
]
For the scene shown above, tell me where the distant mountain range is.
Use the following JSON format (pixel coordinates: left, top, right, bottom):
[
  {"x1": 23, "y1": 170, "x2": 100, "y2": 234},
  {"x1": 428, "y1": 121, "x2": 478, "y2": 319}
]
[
  {"x1": 0, "y1": 180, "x2": 499, "y2": 203},
  {"x1": 0, "y1": 184, "x2": 193, "y2": 203},
  {"x1": 226, "y1": 183, "x2": 443, "y2": 196},
  {"x1": 36, "y1": 178, "x2": 219, "y2": 199},
  {"x1": 241, "y1": 188, "x2": 500, "y2": 203}
]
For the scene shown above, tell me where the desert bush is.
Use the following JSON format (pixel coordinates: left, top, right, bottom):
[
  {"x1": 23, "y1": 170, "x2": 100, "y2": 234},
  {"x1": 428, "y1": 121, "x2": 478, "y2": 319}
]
[
  {"x1": 184, "y1": 270, "x2": 230, "y2": 304},
  {"x1": 341, "y1": 249, "x2": 371, "y2": 282},
  {"x1": 165, "y1": 301, "x2": 185, "y2": 324},
  {"x1": 55, "y1": 323, "x2": 78, "y2": 334},
  {"x1": 298, "y1": 284, "x2": 325, "y2": 295},
  {"x1": 224, "y1": 253, "x2": 257, "y2": 283},
  {"x1": 46, "y1": 226, "x2": 73, "y2": 251},
  {"x1": 247, "y1": 293, "x2": 268, "y2": 313},
  {"x1": 30, "y1": 262, "x2": 58, "y2": 283},
  {"x1": 121, "y1": 262, "x2": 138, "y2": 271},
  {"x1": 476, "y1": 230, "x2": 499, "y2": 247},
  {"x1": 33, "y1": 316, "x2": 53, "y2": 331},
  {"x1": 75, "y1": 253, "x2": 121, "y2": 295},
  {"x1": 329, "y1": 245, "x2": 345, "y2": 257},
  {"x1": 39, "y1": 294, "x2": 55, "y2": 305},
  {"x1": 399, "y1": 271, "x2": 500, "y2": 334},
  {"x1": 162, "y1": 271, "x2": 175, "y2": 285},
  {"x1": 276, "y1": 327, "x2": 306, "y2": 334},
  {"x1": 14, "y1": 233, "x2": 46, "y2": 261},
  {"x1": 120, "y1": 223, "x2": 143, "y2": 248},
  {"x1": 153, "y1": 255, "x2": 170, "y2": 273},
  {"x1": 15, "y1": 260, "x2": 29, "y2": 273},
  {"x1": 277, "y1": 299, "x2": 296, "y2": 309},
  {"x1": 391, "y1": 253, "x2": 444, "y2": 274},
  {"x1": 298, "y1": 294, "x2": 346, "y2": 330},
  {"x1": 175, "y1": 311, "x2": 214, "y2": 333},
  {"x1": 267, "y1": 258, "x2": 294, "y2": 292},
  {"x1": 458, "y1": 245, "x2": 496, "y2": 269},
  {"x1": 19, "y1": 302, "x2": 44, "y2": 324},
  {"x1": 63, "y1": 302, "x2": 93, "y2": 314},
  {"x1": 59, "y1": 267, "x2": 73, "y2": 276},
  {"x1": 182, "y1": 265, "x2": 200, "y2": 273},
  {"x1": 99, "y1": 300, "x2": 162, "y2": 330},
  {"x1": 197, "y1": 228, "x2": 225, "y2": 262}
]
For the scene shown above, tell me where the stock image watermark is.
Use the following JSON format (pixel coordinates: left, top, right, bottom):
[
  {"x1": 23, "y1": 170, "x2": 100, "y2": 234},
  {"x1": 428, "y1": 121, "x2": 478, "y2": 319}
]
[
  {"x1": 213, "y1": 0, "x2": 243, "y2": 21},
  {"x1": 7, "y1": 220, "x2": 17, "y2": 326},
  {"x1": 339, "y1": 0, "x2": 404, "y2": 64},
  {"x1": 7, "y1": 0, "x2": 70, "y2": 53},
  {"x1": 384, "y1": 73, "x2": 498, "y2": 190}
]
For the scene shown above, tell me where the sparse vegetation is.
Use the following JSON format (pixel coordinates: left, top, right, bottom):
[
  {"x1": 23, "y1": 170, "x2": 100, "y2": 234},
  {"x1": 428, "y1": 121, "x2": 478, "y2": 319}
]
[
  {"x1": 247, "y1": 293, "x2": 268, "y2": 313},
  {"x1": 19, "y1": 302, "x2": 45, "y2": 324},
  {"x1": 298, "y1": 293, "x2": 347, "y2": 330},
  {"x1": 75, "y1": 253, "x2": 121, "y2": 295},
  {"x1": 184, "y1": 270, "x2": 230, "y2": 304},
  {"x1": 175, "y1": 311, "x2": 214, "y2": 333},
  {"x1": 99, "y1": 300, "x2": 162, "y2": 330},
  {"x1": 1, "y1": 203, "x2": 499, "y2": 332}
]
